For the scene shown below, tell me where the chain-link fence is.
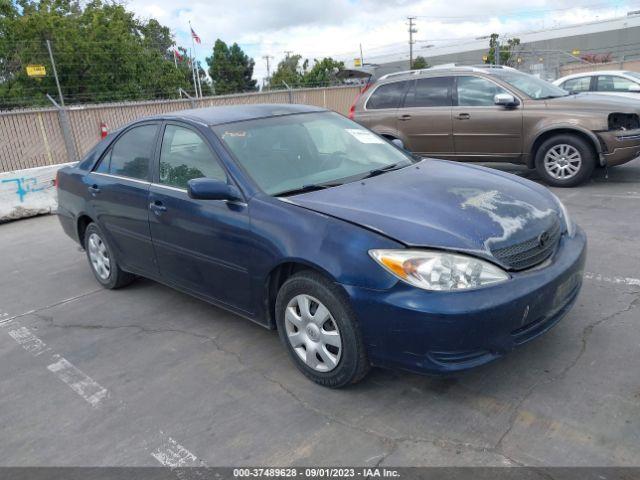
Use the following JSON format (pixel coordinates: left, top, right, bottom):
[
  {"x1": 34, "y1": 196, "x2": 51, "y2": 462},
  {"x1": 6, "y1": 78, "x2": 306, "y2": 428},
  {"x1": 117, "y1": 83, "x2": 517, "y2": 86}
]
[{"x1": 0, "y1": 85, "x2": 360, "y2": 172}]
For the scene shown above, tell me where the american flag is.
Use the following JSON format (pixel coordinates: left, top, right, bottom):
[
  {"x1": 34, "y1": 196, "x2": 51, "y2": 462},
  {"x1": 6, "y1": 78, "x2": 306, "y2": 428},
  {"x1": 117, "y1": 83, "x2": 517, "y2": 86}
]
[
  {"x1": 190, "y1": 27, "x2": 201, "y2": 44},
  {"x1": 173, "y1": 49, "x2": 183, "y2": 62}
]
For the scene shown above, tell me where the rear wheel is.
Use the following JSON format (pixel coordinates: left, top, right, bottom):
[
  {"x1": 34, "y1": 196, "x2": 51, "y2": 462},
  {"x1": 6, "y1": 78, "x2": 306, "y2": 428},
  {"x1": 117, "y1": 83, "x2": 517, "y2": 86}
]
[
  {"x1": 84, "y1": 223, "x2": 135, "y2": 289},
  {"x1": 535, "y1": 134, "x2": 595, "y2": 187},
  {"x1": 275, "y1": 271, "x2": 369, "y2": 387}
]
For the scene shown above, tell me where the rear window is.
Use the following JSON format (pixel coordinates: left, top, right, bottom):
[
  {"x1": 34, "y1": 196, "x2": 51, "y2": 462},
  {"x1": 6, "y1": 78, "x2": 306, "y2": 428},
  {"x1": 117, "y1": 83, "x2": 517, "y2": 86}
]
[{"x1": 366, "y1": 81, "x2": 408, "y2": 109}]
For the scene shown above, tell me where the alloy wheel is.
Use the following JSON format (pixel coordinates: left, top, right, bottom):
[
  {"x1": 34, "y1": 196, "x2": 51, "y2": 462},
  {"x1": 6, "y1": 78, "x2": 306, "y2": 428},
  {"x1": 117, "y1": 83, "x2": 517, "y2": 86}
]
[
  {"x1": 284, "y1": 294, "x2": 342, "y2": 372},
  {"x1": 544, "y1": 144, "x2": 582, "y2": 180},
  {"x1": 87, "y1": 232, "x2": 111, "y2": 280}
]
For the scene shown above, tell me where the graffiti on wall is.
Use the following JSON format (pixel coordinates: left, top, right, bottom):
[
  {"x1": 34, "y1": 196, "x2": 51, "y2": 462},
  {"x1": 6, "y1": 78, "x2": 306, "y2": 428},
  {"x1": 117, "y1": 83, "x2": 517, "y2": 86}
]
[{"x1": 1, "y1": 176, "x2": 52, "y2": 202}]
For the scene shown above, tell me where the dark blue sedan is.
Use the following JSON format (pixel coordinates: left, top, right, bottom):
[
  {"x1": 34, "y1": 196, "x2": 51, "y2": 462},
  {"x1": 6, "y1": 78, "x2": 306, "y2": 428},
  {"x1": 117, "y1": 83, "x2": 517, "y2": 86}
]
[{"x1": 56, "y1": 104, "x2": 586, "y2": 387}]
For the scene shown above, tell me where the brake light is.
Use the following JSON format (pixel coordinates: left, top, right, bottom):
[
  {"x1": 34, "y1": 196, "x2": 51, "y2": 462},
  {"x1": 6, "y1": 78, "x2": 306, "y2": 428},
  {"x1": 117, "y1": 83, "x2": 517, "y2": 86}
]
[{"x1": 348, "y1": 82, "x2": 372, "y2": 120}]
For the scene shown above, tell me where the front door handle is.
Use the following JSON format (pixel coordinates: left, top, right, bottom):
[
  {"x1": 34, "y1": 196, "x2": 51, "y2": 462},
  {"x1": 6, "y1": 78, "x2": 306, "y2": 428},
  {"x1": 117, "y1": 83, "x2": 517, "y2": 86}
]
[
  {"x1": 149, "y1": 201, "x2": 167, "y2": 215},
  {"x1": 455, "y1": 113, "x2": 471, "y2": 120},
  {"x1": 88, "y1": 185, "x2": 101, "y2": 195},
  {"x1": 398, "y1": 114, "x2": 412, "y2": 121}
]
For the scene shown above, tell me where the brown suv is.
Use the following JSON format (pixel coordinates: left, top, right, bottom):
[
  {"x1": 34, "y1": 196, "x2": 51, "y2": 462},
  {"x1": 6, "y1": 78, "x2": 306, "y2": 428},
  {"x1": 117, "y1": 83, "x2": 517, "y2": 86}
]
[{"x1": 351, "y1": 66, "x2": 640, "y2": 187}]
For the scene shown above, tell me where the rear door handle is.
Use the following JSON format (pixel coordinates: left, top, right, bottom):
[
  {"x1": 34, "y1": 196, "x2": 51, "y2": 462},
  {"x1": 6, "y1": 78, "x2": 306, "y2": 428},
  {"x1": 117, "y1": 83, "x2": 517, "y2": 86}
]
[
  {"x1": 455, "y1": 113, "x2": 471, "y2": 120},
  {"x1": 398, "y1": 114, "x2": 412, "y2": 121},
  {"x1": 88, "y1": 185, "x2": 101, "y2": 195},
  {"x1": 149, "y1": 201, "x2": 167, "y2": 215}
]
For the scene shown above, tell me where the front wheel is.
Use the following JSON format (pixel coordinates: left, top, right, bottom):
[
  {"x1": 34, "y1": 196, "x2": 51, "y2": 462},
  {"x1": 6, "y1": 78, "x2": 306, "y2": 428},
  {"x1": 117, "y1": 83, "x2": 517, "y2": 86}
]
[
  {"x1": 275, "y1": 271, "x2": 370, "y2": 388},
  {"x1": 535, "y1": 134, "x2": 596, "y2": 187}
]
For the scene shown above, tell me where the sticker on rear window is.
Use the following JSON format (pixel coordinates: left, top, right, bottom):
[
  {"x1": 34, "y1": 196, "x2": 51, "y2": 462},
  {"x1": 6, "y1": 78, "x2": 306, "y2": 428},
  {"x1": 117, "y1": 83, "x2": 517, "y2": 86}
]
[{"x1": 345, "y1": 129, "x2": 385, "y2": 144}]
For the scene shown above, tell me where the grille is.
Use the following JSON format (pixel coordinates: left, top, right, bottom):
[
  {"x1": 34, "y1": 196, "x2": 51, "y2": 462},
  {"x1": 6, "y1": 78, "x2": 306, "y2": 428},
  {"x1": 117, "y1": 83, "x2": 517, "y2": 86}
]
[{"x1": 491, "y1": 217, "x2": 562, "y2": 271}]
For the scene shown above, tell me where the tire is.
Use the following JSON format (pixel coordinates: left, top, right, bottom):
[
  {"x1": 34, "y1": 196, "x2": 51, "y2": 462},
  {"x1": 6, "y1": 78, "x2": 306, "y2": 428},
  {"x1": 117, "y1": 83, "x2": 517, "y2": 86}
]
[
  {"x1": 275, "y1": 271, "x2": 370, "y2": 388},
  {"x1": 84, "y1": 223, "x2": 135, "y2": 289},
  {"x1": 534, "y1": 134, "x2": 596, "y2": 187}
]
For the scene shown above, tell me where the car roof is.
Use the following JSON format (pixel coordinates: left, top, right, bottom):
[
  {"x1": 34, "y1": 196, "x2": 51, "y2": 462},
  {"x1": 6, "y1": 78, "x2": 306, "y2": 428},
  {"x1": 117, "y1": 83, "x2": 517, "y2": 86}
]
[
  {"x1": 148, "y1": 103, "x2": 327, "y2": 126},
  {"x1": 557, "y1": 70, "x2": 633, "y2": 81}
]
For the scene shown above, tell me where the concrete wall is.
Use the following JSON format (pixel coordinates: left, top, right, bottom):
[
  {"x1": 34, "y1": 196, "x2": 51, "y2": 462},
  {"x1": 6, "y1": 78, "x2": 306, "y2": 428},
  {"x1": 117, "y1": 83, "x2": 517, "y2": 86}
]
[{"x1": 0, "y1": 163, "x2": 74, "y2": 222}]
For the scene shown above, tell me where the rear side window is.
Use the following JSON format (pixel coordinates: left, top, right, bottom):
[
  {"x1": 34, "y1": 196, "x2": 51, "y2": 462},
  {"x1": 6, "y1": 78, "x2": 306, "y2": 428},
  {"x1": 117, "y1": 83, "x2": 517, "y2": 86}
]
[
  {"x1": 96, "y1": 124, "x2": 158, "y2": 180},
  {"x1": 366, "y1": 81, "x2": 408, "y2": 109},
  {"x1": 596, "y1": 75, "x2": 637, "y2": 92},
  {"x1": 562, "y1": 77, "x2": 591, "y2": 92},
  {"x1": 404, "y1": 77, "x2": 452, "y2": 107},
  {"x1": 159, "y1": 125, "x2": 227, "y2": 189}
]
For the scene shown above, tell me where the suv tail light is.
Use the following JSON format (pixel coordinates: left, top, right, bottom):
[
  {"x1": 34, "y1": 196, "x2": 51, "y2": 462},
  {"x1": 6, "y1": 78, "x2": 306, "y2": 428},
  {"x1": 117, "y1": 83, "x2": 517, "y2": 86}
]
[{"x1": 348, "y1": 82, "x2": 372, "y2": 120}]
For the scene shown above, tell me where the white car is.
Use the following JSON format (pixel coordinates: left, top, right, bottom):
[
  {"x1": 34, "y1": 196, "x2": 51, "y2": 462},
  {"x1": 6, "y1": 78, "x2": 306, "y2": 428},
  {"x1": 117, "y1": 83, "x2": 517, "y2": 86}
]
[{"x1": 553, "y1": 70, "x2": 640, "y2": 99}]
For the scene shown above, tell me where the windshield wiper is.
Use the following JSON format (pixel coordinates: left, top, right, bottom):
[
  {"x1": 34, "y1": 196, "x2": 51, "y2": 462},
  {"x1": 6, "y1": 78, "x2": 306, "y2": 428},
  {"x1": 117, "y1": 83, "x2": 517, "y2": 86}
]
[
  {"x1": 276, "y1": 183, "x2": 340, "y2": 197},
  {"x1": 361, "y1": 162, "x2": 403, "y2": 179}
]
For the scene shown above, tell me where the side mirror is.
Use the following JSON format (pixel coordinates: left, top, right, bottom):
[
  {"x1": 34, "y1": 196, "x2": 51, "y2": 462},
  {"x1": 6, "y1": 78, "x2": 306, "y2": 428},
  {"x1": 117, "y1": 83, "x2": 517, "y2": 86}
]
[
  {"x1": 391, "y1": 138, "x2": 405, "y2": 149},
  {"x1": 187, "y1": 178, "x2": 242, "y2": 201},
  {"x1": 494, "y1": 93, "x2": 519, "y2": 107},
  {"x1": 627, "y1": 84, "x2": 640, "y2": 92}
]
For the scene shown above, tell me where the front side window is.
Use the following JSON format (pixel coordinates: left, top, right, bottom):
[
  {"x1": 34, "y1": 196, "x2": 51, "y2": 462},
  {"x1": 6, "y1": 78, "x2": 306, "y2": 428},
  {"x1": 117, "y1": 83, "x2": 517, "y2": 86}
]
[
  {"x1": 405, "y1": 77, "x2": 452, "y2": 107},
  {"x1": 366, "y1": 81, "x2": 408, "y2": 109},
  {"x1": 596, "y1": 75, "x2": 638, "y2": 92},
  {"x1": 456, "y1": 76, "x2": 508, "y2": 106},
  {"x1": 562, "y1": 77, "x2": 591, "y2": 92},
  {"x1": 213, "y1": 111, "x2": 414, "y2": 196},
  {"x1": 159, "y1": 125, "x2": 227, "y2": 189},
  {"x1": 96, "y1": 124, "x2": 158, "y2": 180}
]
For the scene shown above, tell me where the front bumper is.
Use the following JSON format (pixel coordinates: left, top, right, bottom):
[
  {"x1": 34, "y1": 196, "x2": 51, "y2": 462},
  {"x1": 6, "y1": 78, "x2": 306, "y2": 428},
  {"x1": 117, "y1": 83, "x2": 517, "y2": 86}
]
[
  {"x1": 343, "y1": 226, "x2": 587, "y2": 374},
  {"x1": 598, "y1": 129, "x2": 640, "y2": 167}
]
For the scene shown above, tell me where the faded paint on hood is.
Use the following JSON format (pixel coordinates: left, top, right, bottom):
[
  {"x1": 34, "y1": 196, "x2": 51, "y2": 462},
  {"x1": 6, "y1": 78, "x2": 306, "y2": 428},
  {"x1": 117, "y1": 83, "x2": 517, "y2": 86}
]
[{"x1": 286, "y1": 159, "x2": 561, "y2": 260}]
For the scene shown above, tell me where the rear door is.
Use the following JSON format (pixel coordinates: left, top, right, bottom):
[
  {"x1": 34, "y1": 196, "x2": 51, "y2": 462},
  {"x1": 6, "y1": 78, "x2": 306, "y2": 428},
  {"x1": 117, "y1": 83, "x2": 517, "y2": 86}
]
[
  {"x1": 87, "y1": 122, "x2": 160, "y2": 275},
  {"x1": 396, "y1": 76, "x2": 454, "y2": 156},
  {"x1": 451, "y1": 75, "x2": 523, "y2": 161},
  {"x1": 358, "y1": 80, "x2": 410, "y2": 139},
  {"x1": 148, "y1": 122, "x2": 253, "y2": 314}
]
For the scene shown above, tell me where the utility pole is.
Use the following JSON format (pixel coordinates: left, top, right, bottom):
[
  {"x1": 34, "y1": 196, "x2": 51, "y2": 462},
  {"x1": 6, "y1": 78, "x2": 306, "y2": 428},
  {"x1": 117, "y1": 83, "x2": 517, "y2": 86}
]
[
  {"x1": 262, "y1": 55, "x2": 273, "y2": 85},
  {"x1": 495, "y1": 36, "x2": 500, "y2": 66},
  {"x1": 284, "y1": 50, "x2": 294, "y2": 58},
  {"x1": 407, "y1": 17, "x2": 417, "y2": 69},
  {"x1": 46, "y1": 40, "x2": 64, "y2": 107},
  {"x1": 359, "y1": 43, "x2": 364, "y2": 67}
]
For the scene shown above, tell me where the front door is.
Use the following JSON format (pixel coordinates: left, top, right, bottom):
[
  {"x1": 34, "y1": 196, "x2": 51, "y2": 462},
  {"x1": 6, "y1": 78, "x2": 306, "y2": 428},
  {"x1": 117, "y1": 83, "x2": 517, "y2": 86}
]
[
  {"x1": 396, "y1": 76, "x2": 454, "y2": 156},
  {"x1": 451, "y1": 75, "x2": 523, "y2": 161},
  {"x1": 148, "y1": 123, "x2": 253, "y2": 314},
  {"x1": 87, "y1": 122, "x2": 160, "y2": 275}
]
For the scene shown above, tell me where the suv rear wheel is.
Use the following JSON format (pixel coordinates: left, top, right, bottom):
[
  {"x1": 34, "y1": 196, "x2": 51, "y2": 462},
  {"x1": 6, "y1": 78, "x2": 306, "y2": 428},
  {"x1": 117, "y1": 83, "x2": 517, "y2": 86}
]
[{"x1": 535, "y1": 134, "x2": 595, "y2": 187}]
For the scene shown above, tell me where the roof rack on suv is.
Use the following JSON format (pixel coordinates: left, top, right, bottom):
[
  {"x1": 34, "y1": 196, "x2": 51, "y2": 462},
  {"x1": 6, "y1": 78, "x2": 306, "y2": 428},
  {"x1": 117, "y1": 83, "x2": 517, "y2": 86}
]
[{"x1": 377, "y1": 64, "x2": 518, "y2": 81}]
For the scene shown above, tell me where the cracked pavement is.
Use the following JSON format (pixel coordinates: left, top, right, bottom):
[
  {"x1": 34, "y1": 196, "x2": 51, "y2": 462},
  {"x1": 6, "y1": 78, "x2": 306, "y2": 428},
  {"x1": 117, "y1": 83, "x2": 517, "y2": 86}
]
[{"x1": 0, "y1": 161, "x2": 639, "y2": 467}]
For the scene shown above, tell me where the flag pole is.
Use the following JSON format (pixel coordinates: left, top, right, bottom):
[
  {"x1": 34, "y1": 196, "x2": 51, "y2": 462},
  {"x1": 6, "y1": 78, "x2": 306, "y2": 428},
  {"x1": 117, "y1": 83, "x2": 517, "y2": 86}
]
[
  {"x1": 189, "y1": 47, "x2": 198, "y2": 99},
  {"x1": 189, "y1": 21, "x2": 202, "y2": 98}
]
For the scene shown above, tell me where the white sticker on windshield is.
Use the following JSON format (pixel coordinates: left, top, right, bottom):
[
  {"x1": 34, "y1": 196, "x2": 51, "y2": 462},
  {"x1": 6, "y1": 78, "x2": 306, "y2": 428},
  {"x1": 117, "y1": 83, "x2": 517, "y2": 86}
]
[{"x1": 346, "y1": 129, "x2": 385, "y2": 144}]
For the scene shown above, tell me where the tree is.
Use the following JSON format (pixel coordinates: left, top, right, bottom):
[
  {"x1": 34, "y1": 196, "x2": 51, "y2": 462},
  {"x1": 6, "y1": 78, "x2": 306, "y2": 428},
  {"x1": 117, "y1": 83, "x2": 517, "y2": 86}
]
[
  {"x1": 302, "y1": 57, "x2": 344, "y2": 87},
  {"x1": 206, "y1": 39, "x2": 257, "y2": 95},
  {"x1": 484, "y1": 34, "x2": 521, "y2": 67},
  {"x1": 268, "y1": 54, "x2": 304, "y2": 88},
  {"x1": 411, "y1": 56, "x2": 428, "y2": 69},
  {"x1": 0, "y1": 0, "x2": 193, "y2": 109}
]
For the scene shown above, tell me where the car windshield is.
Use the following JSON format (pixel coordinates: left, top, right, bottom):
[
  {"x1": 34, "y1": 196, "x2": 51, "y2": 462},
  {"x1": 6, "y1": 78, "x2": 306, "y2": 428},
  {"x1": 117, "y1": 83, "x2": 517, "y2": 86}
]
[
  {"x1": 212, "y1": 111, "x2": 414, "y2": 196},
  {"x1": 490, "y1": 70, "x2": 569, "y2": 99}
]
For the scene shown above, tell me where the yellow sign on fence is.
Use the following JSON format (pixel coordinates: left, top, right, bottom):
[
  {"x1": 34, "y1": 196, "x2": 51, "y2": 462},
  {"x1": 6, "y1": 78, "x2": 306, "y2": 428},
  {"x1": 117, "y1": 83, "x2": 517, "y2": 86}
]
[
  {"x1": 354, "y1": 58, "x2": 362, "y2": 67},
  {"x1": 26, "y1": 65, "x2": 47, "y2": 77}
]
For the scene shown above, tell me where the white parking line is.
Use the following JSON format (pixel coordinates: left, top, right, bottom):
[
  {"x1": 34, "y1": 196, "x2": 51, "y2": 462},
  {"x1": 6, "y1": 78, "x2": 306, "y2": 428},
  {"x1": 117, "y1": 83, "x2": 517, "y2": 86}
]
[
  {"x1": 1, "y1": 313, "x2": 109, "y2": 408},
  {"x1": 47, "y1": 355, "x2": 109, "y2": 408},
  {"x1": 585, "y1": 272, "x2": 640, "y2": 287},
  {"x1": 151, "y1": 433, "x2": 203, "y2": 468}
]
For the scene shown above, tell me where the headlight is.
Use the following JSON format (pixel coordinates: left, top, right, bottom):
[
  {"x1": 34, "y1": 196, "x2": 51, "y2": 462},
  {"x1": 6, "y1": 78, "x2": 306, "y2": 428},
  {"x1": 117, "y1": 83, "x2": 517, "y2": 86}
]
[
  {"x1": 551, "y1": 193, "x2": 575, "y2": 237},
  {"x1": 369, "y1": 249, "x2": 509, "y2": 291}
]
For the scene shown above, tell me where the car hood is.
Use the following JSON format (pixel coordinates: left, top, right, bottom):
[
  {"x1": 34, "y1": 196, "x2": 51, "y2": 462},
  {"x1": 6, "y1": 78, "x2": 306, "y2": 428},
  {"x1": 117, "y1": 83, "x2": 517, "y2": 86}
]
[
  {"x1": 285, "y1": 159, "x2": 561, "y2": 263},
  {"x1": 544, "y1": 93, "x2": 640, "y2": 112}
]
